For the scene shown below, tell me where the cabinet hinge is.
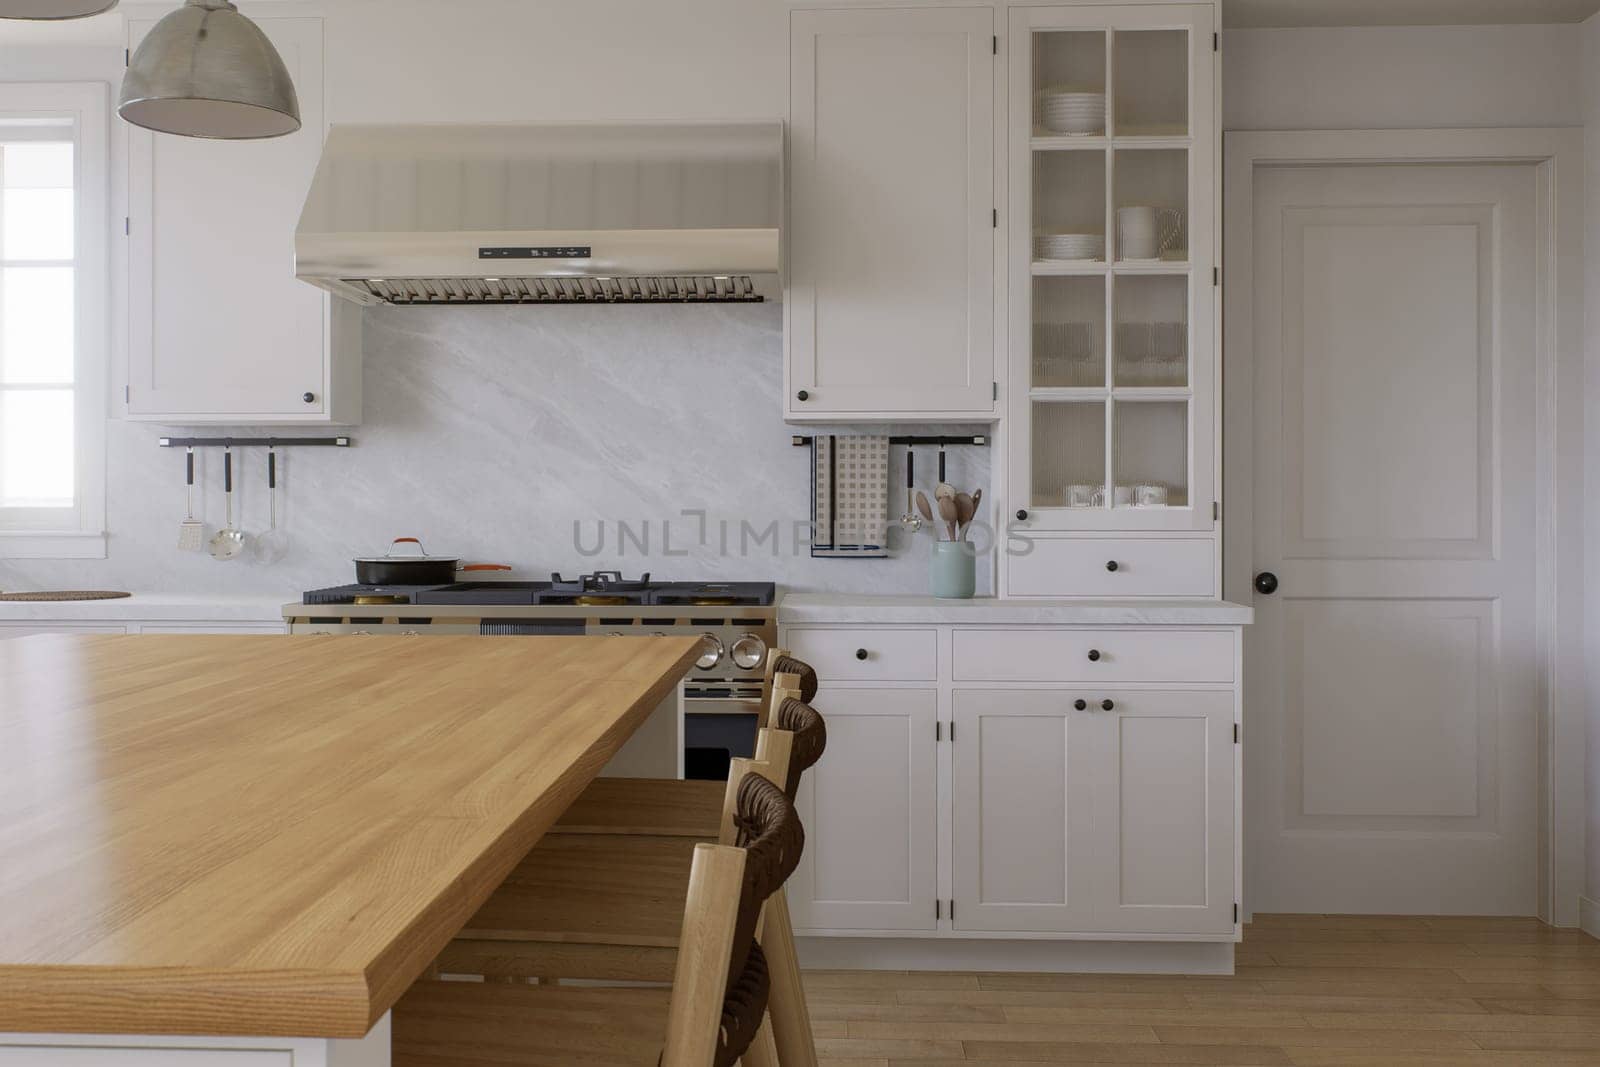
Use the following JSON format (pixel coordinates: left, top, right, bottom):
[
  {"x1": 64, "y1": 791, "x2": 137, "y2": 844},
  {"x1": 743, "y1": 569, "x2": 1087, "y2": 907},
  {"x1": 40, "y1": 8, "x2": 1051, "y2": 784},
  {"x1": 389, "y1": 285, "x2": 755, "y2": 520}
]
[
  {"x1": 1214, "y1": 32, "x2": 1220, "y2": 52},
  {"x1": 993, "y1": 34, "x2": 998, "y2": 55},
  {"x1": 1234, "y1": 723, "x2": 1240, "y2": 744},
  {"x1": 936, "y1": 721, "x2": 942, "y2": 742}
]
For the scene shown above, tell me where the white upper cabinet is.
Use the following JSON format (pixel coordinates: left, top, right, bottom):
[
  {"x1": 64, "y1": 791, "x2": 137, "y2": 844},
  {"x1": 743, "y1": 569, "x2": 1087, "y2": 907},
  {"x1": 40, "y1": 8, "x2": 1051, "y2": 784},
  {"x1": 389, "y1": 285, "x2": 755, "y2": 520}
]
[
  {"x1": 125, "y1": 16, "x2": 360, "y2": 425},
  {"x1": 787, "y1": 7, "x2": 996, "y2": 421},
  {"x1": 1006, "y1": 4, "x2": 1216, "y2": 533}
]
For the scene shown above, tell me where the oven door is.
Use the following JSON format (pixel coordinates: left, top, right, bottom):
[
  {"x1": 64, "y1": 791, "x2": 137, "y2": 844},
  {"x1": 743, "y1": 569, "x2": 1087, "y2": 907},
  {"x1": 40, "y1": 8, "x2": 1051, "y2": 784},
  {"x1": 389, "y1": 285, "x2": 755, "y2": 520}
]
[{"x1": 682, "y1": 683, "x2": 761, "y2": 781}]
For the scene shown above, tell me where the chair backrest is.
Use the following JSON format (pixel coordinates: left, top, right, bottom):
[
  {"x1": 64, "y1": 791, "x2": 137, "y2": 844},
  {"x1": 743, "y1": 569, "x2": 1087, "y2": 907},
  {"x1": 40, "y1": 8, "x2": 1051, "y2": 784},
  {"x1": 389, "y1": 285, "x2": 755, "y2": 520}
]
[
  {"x1": 661, "y1": 773, "x2": 803, "y2": 1067},
  {"x1": 765, "y1": 697, "x2": 827, "y2": 802},
  {"x1": 761, "y1": 650, "x2": 818, "y2": 719}
]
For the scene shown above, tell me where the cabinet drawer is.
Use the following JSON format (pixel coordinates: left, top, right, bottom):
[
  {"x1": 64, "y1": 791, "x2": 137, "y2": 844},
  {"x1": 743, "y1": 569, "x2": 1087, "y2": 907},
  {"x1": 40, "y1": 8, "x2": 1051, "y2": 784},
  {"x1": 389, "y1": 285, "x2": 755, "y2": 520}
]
[
  {"x1": 1007, "y1": 538, "x2": 1215, "y2": 598},
  {"x1": 953, "y1": 629, "x2": 1235, "y2": 684},
  {"x1": 783, "y1": 628, "x2": 936, "y2": 681}
]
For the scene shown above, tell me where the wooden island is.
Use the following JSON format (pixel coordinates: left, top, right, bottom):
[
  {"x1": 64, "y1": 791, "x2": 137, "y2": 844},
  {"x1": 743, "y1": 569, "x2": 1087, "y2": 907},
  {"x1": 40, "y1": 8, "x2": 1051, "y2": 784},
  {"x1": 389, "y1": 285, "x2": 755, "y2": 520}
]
[{"x1": 0, "y1": 633, "x2": 701, "y2": 1065}]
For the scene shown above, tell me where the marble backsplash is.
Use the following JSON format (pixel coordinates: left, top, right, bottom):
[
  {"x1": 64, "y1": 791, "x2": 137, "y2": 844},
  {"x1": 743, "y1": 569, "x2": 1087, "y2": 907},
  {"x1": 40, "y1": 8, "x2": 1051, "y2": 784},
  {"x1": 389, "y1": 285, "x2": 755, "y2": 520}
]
[{"x1": 0, "y1": 303, "x2": 993, "y2": 599}]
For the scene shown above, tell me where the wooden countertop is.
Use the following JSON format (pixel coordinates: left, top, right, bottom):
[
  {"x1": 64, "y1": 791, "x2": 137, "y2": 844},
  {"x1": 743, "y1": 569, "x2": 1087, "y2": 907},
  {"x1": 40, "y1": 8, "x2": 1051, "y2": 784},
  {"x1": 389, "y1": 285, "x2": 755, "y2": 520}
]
[{"x1": 0, "y1": 633, "x2": 701, "y2": 1039}]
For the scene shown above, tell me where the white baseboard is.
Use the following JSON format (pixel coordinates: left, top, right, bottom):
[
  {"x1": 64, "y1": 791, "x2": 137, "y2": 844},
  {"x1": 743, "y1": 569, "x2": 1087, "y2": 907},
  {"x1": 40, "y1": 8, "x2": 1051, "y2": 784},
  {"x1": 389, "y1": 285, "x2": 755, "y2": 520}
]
[
  {"x1": 796, "y1": 937, "x2": 1234, "y2": 975},
  {"x1": 1578, "y1": 896, "x2": 1600, "y2": 940}
]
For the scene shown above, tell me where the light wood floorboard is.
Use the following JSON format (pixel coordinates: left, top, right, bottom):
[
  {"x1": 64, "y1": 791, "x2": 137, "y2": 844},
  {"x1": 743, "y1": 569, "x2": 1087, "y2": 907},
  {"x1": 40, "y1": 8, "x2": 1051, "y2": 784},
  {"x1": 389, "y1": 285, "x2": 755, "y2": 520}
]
[{"x1": 803, "y1": 916, "x2": 1600, "y2": 1067}]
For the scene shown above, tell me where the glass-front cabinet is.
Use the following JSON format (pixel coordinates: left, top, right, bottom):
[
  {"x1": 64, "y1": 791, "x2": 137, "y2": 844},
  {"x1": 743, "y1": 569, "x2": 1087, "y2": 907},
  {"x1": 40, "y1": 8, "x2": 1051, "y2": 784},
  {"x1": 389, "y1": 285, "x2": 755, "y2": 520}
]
[{"x1": 1008, "y1": 4, "x2": 1216, "y2": 535}]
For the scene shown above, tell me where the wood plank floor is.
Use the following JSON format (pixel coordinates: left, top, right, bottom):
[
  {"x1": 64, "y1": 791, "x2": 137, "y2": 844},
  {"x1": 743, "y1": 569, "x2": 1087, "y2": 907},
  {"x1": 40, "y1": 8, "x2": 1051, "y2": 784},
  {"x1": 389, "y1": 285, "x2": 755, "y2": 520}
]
[{"x1": 801, "y1": 915, "x2": 1600, "y2": 1066}]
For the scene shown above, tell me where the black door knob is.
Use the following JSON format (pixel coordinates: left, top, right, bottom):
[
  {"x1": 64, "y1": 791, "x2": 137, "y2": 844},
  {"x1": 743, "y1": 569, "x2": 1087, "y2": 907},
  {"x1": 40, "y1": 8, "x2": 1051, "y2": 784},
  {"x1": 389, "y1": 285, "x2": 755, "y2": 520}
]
[
  {"x1": 1105, "y1": 560, "x2": 1119, "y2": 572},
  {"x1": 1087, "y1": 649, "x2": 1101, "y2": 662},
  {"x1": 1073, "y1": 699, "x2": 1087, "y2": 711},
  {"x1": 1255, "y1": 572, "x2": 1279, "y2": 595},
  {"x1": 1016, "y1": 509, "x2": 1029, "y2": 521},
  {"x1": 1101, "y1": 699, "x2": 1115, "y2": 712},
  {"x1": 302, "y1": 391, "x2": 316, "y2": 404},
  {"x1": 796, "y1": 390, "x2": 810, "y2": 402},
  {"x1": 855, "y1": 648, "x2": 868, "y2": 661}
]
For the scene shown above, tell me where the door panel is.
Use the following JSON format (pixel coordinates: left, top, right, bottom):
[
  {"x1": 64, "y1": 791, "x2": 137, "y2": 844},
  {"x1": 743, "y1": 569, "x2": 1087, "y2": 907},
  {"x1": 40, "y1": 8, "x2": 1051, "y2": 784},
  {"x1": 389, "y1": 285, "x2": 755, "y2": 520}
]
[
  {"x1": 788, "y1": 6, "x2": 994, "y2": 417},
  {"x1": 952, "y1": 689, "x2": 1095, "y2": 932},
  {"x1": 1093, "y1": 689, "x2": 1235, "y2": 934},
  {"x1": 788, "y1": 688, "x2": 937, "y2": 931},
  {"x1": 1250, "y1": 162, "x2": 1538, "y2": 915}
]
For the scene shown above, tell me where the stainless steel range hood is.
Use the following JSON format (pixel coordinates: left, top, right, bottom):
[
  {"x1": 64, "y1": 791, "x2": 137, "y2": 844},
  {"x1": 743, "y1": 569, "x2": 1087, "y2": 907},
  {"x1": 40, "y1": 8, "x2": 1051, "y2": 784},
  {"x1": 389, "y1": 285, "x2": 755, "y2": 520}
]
[{"x1": 295, "y1": 122, "x2": 782, "y2": 306}]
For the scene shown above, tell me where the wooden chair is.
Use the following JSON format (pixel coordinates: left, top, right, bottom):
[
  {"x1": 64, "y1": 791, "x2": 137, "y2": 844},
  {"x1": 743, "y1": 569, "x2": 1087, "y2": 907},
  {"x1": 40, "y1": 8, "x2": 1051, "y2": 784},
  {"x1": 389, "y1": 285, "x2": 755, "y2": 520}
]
[
  {"x1": 437, "y1": 699, "x2": 826, "y2": 1067},
  {"x1": 550, "y1": 650, "x2": 818, "y2": 840},
  {"x1": 395, "y1": 771, "x2": 803, "y2": 1067}
]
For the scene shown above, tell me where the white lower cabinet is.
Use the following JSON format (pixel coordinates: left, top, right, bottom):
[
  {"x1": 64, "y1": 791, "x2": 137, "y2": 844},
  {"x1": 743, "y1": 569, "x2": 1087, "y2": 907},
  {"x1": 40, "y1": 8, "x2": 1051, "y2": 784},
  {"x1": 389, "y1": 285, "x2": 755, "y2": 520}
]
[
  {"x1": 787, "y1": 687, "x2": 939, "y2": 931},
  {"x1": 783, "y1": 621, "x2": 1242, "y2": 944}
]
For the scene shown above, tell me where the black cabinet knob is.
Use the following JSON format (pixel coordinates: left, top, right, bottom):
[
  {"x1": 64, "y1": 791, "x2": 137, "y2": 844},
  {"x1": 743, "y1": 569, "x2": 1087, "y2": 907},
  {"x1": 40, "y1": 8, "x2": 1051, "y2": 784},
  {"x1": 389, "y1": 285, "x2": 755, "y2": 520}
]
[
  {"x1": 1105, "y1": 560, "x2": 1119, "y2": 572},
  {"x1": 1255, "y1": 571, "x2": 1279, "y2": 595},
  {"x1": 1101, "y1": 699, "x2": 1115, "y2": 712},
  {"x1": 854, "y1": 648, "x2": 868, "y2": 661},
  {"x1": 1016, "y1": 509, "x2": 1029, "y2": 521},
  {"x1": 302, "y1": 391, "x2": 316, "y2": 404},
  {"x1": 1087, "y1": 649, "x2": 1101, "y2": 662},
  {"x1": 1073, "y1": 699, "x2": 1088, "y2": 711},
  {"x1": 796, "y1": 390, "x2": 810, "y2": 402}
]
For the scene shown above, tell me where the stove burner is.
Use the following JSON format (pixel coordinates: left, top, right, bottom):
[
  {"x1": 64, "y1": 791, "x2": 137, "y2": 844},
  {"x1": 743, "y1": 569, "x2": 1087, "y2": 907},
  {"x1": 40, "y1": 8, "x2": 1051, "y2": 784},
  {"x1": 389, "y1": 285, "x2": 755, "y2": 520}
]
[{"x1": 549, "y1": 571, "x2": 652, "y2": 594}]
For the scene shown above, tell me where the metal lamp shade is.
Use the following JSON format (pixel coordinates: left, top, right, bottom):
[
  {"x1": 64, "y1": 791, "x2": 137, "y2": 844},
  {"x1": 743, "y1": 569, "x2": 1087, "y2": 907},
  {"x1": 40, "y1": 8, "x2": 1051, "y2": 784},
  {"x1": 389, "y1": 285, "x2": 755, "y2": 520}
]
[
  {"x1": 0, "y1": 0, "x2": 117, "y2": 17},
  {"x1": 119, "y1": 0, "x2": 300, "y2": 140}
]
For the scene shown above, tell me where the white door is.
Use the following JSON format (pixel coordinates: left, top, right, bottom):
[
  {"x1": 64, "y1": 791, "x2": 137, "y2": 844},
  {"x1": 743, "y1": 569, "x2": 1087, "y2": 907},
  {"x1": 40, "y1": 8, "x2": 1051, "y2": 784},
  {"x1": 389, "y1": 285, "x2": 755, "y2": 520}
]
[
  {"x1": 1091, "y1": 689, "x2": 1235, "y2": 934},
  {"x1": 951, "y1": 690, "x2": 1096, "y2": 932},
  {"x1": 787, "y1": 687, "x2": 938, "y2": 931},
  {"x1": 126, "y1": 16, "x2": 331, "y2": 420},
  {"x1": 786, "y1": 6, "x2": 994, "y2": 419},
  {"x1": 1248, "y1": 161, "x2": 1539, "y2": 914}
]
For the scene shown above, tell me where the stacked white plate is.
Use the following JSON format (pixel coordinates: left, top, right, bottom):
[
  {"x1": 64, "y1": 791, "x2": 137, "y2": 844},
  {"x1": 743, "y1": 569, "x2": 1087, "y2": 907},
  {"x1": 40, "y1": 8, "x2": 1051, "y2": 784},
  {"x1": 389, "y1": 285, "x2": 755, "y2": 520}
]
[
  {"x1": 1034, "y1": 232, "x2": 1105, "y2": 261},
  {"x1": 1038, "y1": 89, "x2": 1105, "y2": 135}
]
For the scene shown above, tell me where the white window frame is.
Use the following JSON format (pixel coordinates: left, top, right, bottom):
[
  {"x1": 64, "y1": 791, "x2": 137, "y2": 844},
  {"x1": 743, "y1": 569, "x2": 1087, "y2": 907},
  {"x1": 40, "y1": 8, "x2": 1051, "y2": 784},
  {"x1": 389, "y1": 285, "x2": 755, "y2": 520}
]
[{"x1": 0, "y1": 82, "x2": 107, "y2": 559}]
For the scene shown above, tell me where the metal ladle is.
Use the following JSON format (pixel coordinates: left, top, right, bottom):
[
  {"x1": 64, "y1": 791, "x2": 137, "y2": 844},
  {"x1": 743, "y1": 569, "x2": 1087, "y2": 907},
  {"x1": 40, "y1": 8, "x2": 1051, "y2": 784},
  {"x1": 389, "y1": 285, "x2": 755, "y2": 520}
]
[
  {"x1": 900, "y1": 449, "x2": 922, "y2": 531},
  {"x1": 208, "y1": 447, "x2": 245, "y2": 561}
]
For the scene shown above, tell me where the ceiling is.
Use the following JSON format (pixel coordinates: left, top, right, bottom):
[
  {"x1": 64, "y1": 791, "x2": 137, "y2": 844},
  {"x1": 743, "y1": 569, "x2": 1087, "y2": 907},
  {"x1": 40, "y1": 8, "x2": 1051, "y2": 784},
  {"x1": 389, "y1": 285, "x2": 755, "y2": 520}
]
[{"x1": 1226, "y1": 0, "x2": 1600, "y2": 27}]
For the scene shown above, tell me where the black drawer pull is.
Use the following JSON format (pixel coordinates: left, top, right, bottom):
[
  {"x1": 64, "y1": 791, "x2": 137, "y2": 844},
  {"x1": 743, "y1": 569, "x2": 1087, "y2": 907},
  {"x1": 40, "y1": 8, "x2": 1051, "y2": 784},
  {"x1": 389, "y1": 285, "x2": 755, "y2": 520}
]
[
  {"x1": 1087, "y1": 649, "x2": 1101, "y2": 662},
  {"x1": 855, "y1": 648, "x2": 869, "y2": 661}
]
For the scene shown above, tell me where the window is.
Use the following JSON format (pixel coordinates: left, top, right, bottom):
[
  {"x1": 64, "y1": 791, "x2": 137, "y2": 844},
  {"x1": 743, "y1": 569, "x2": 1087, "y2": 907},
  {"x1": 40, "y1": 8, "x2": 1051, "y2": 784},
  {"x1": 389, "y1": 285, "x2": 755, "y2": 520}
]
[{"x1": 0, "y1": 84, "x2": 106, "y2": 558}]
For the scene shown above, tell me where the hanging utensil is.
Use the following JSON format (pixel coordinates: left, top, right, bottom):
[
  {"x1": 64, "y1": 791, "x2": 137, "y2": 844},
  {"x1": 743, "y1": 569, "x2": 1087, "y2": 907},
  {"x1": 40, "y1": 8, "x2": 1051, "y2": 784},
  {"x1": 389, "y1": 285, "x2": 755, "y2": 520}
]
[
  {"x1": 208, "y1": 447, "x2": 245, "y2": 560},
  {"x1": 252, "y1": 446, "x2": 289, "y2": 564},
  {"x1": 177, "y1": 447, "x2": 204, "y2": 552},
  {"x1": 900, "y1": 449, "x2": 922, "y2": 531}
]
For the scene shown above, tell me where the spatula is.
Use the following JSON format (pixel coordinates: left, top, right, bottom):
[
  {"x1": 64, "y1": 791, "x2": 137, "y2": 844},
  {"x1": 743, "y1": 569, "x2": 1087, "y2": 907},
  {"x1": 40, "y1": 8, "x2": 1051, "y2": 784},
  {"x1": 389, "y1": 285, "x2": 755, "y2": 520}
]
[{"x1": 177, "y1": 448, "x2": 205, "y2": 552}]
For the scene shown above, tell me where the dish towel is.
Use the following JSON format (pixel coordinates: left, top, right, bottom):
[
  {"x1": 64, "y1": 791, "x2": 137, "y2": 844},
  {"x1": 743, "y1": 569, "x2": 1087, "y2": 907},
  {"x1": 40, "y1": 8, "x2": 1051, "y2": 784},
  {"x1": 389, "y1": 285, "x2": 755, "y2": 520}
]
[{"x1": 812, "y1": 434, "x2": 890, "y2": 558}]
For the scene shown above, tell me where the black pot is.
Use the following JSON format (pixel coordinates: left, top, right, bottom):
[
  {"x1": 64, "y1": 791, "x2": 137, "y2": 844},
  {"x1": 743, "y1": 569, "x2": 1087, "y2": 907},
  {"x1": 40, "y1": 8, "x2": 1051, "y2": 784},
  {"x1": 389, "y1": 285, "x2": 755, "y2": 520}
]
[{"x1": 353, "y1": 538, "x2": 461, "y2": 585}]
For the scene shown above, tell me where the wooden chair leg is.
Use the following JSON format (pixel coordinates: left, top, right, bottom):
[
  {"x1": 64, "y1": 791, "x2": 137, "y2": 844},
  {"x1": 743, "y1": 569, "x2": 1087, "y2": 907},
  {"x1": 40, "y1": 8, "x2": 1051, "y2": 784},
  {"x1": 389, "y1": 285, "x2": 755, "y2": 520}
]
[
  {"x1": 760, "y1": 887, "x2": 819, "y2": 1067},
  {"x1": 739, "y1": 1014, "x2": 782, "y2": 1067}
]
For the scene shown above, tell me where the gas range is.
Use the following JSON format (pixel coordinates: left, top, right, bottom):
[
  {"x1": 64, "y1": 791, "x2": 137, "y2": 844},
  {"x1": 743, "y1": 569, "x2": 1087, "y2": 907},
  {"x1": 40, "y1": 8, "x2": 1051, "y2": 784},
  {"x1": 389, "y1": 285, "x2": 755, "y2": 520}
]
[{"x1": 283, "y1": 572, "x2": 779, "y2": 697}]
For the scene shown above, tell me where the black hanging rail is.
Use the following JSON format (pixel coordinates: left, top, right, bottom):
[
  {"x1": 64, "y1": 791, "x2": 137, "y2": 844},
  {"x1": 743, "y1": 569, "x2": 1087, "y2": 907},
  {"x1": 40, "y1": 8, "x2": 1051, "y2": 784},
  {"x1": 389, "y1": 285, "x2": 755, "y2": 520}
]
[
  {"x1": 791, "y1": 434, "x2": 987, "y2": 447},
  {"x1": 159, "y1": 436, "x2": 352, "y2": 448}
]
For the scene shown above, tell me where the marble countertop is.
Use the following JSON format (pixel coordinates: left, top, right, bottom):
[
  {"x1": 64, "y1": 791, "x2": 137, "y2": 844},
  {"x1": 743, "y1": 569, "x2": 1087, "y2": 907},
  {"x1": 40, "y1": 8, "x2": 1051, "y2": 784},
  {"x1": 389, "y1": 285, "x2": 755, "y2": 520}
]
[
  {"x1": 778, "y1": 593, "x2": 1254, "y2": 626},
  {"x1": 0, "y1": 593, "x2": 289, "y2": 622}
]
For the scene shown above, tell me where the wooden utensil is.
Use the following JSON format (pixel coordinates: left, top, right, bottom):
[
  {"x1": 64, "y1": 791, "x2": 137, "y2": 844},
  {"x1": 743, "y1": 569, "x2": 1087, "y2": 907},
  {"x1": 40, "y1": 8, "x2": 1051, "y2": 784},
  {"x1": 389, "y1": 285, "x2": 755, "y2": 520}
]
[
  {"x1": 916, "y1": 491, "x2": 936, "y2": 535},
  {"x1": 970, "y1": 488, "x2": 983, "y2": 536},
  {"x1": 937, "y1": 495, "x2": 959, "y2": 541},
  {"x1": 954, "y1": 492, "x2": 975, "y2": 539}
]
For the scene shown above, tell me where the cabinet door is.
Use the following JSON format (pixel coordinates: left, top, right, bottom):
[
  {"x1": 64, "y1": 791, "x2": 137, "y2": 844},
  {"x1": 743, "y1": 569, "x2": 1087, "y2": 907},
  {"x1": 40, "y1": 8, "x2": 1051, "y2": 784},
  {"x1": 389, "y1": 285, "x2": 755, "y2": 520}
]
[
  {"x1": 1089, "y1": 689, "x2": 1234, "y2": 934},
  {"x1": 787, "y1": 687, "x2": 938, "y2": 932},
  {"x1": 1007, "y1": 4, "x2": 1216, "y2": 532},
  {"x1": 951, "y1": 689, "x2": 1097, "y2": 932},
  {"x1": 126, "y1": 16, "x2": 347, "y2": 423},
  {"x1": 787, "y1": 7, "x2": 995, "y2": 420}
]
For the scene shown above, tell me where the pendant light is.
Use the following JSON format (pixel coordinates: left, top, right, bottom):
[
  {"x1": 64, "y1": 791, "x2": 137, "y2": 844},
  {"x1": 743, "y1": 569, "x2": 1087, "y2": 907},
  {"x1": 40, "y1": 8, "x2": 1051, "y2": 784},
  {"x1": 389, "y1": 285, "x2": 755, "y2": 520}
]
[
  {"x1": 0, "y1": 1, "x2": 117, "y2": 17},
  {"x1": 119, "y1": 0, "x2": 299, "y2": 140}
]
